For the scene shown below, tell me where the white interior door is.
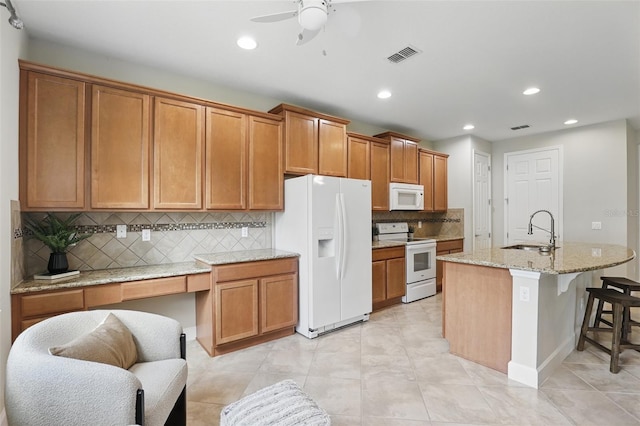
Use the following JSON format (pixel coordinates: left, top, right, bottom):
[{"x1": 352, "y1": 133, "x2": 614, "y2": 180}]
[
  {"x1": 473, "y1": 150, "x2": 492, "y2": 249},
  {"x1": 505, "y1": 147, "x2": 562, "y2": 245}
]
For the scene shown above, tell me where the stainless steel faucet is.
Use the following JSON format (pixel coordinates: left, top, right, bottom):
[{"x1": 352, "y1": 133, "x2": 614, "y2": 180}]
[{"x1": 527, "y1": 209, "x2": 556, "y2": 248}]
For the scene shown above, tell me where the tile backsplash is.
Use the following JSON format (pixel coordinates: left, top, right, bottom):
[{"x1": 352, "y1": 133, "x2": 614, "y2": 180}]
[
  {"x1": 20, "y1": 211, "x2": 272, "y2": 279},
  {"x1": 372, "y1": 208, "x2": 464, "y2": 239}
]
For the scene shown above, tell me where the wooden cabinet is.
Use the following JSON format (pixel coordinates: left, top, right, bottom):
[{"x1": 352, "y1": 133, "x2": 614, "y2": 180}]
[
  {"x1": 372, "y1": 246, "x2": 406, "y2": 311},
  {"x1": 347, "y1": 134, "x2": 370, "y2": 180},
  {"x1": 420, "y1": 149, "x2": 449, "y2": 212},
  {"x1": 370, "y1": 140, "x2": 390, "y2": 211},
  {"x1": 153, "y1": 97, "x2": 204, "y2": 209},
  {"x1": 205, "y1": 108, "x2": 283, "y2": 210},
  {"x1": 248, "y1": 116, "x2": 283, "y2": 210},
  {"x1": 91, "y1": 84, "x2": 151, "y2": 209},
  {"x1": 205, "y1": 107, "x2": 247, "y2": 209},
  {"x1": 19, "y1": 71, "x2": 87, "y2": 210},
  {"x1": 11, "y1": 272, "x2": 211, "y2": 341},
  {"x1": 375, "y1": 131, "x2": 419, "y2": 184},
  {"x1": 199, "y1": 257, "x2": 298, "y2": 356},
  {"x1": 436, "y1": 239, "x2": 463, "y2": 292},
  {"x1": 270, "y1": 103, "x2": 349, "y2": 177}
]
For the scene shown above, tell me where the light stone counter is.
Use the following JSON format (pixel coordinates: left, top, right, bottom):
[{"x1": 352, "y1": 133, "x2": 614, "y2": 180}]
[
  {"x1": 194, "y1": 248, "x2": 299, "y2": 265},
  {"x1": 436, "y1": 241, "x2": 635, "y2": 274},
  {"x1": 12, "y1": 261, "x2": 212, "y2": 294}
]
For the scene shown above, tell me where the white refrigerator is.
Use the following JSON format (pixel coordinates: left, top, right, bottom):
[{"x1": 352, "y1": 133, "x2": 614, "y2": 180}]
[{"x1": 275, "y1": 174, "x2": 372, "y2": 338}]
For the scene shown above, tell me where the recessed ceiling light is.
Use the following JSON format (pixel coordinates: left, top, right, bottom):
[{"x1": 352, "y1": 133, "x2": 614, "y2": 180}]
[
  {"x1": 237, "y1": 36, "x2": 257, "y2": 50},
  {"x1": 377, "y1": 90, "x2": 392, "y2": 99},
  {"x1": 564, "y1": 119, "x2": 578, "y2": 125},
  {"x1": 523, "y1": 87, "x2": 540, "y2": 95},
  {"x1": 463, "y1": 124, "x2": 475, "y2": 130}
]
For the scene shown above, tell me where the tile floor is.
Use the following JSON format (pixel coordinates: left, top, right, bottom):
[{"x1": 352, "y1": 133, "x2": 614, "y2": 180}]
[{"x1": 185, "y1": 293, "x2": 640, "y2": 425}]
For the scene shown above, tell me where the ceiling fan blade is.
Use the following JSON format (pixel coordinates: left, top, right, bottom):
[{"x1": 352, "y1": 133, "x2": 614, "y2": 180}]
[
  {"x1": 251, "y1": 10, "x2": 298, "y2": 23},
  {"x1": 296, "y1": 28, "x2": 321, "y2": 46}
]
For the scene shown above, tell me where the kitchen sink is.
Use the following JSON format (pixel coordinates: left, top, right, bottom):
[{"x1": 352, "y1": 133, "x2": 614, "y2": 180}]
[{"x1": 501, "y1": 244, "x2": 557, "y2": 252}]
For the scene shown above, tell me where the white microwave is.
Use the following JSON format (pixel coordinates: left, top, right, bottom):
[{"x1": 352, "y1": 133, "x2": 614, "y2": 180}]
[{"x1": 389, "y1": 183, "x2": 424, "y2": 211}]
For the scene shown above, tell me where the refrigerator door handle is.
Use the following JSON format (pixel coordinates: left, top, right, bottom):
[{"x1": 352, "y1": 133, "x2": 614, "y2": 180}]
[
  {"x1": 338, "y1": 193, "x2": 348, "y2": 280},
  {"x1": 336, "y1": 193, "x2": 344, "y2": 280}
]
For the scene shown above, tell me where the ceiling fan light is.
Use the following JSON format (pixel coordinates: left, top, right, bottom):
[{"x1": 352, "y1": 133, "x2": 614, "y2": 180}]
[{"x1": 298, "y1": 4, "x2": 327, "y2": 31}]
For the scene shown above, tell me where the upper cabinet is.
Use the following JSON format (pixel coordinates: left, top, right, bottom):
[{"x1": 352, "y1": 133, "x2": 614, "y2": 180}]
[
  {"x1": 18, "y1": 61, "x2": 283, "y2": 212},
  {"x1": 270, "y1": 104, "x2": 349, "y2": 177},
  {"x1": 347, "y1": 132, "x2": 389, "y2": 211},
  {"x1": 19, "y1": 71, "x2": 87, "y2": 210},
  {"x1": 91, "y1": 85, "x2": 151, "y2": 209},
  {"x1": 420, "y1": 148, "x2": 449, "y2": 212},
  {"x1": 154, "y1": 97, "x2": 204, "y2": 210},
  {"x1": 374, "y1": 131, "x2": 419, "y2": 184}
]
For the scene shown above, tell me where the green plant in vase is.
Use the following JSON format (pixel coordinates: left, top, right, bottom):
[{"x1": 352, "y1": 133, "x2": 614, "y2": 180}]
[{"x1": 24, "y1": 213, "x2": 91, "y2": 275}]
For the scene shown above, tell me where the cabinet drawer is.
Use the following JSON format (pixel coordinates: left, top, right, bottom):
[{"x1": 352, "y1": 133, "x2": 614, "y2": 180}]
[
  {"x1": 121, "y1": 276, "x2": 186, "y2": 300},
  {"x1": 215, "y1": 258, "x2": 298, "y2": 282},
  {"x1": 85, "y1": 284, "x2": 122, "y2": 307},
  {"x1": 21, "y1": 289, "x2": 84, "y2": 317},
  {"x1": 188, "y1": 273, "x2": 211, "y2": 292},
  {"x1": 436, "y1": 239, "x2": 463, "y2": 253},
  {"x1": 372, "y1": 246, "x2": 405, "y2": 261}
]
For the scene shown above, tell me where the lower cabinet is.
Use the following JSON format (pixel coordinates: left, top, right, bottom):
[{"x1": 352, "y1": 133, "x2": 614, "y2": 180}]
[
  {"x1": 436, "y1": 239, "x2": 464, "y2": 292},
  {"x1": 198, "y1": 257, "x2": 298, "y2": 356},
  {"x1": 372, "y1": 246, "x2": 406, "y2": 311}
]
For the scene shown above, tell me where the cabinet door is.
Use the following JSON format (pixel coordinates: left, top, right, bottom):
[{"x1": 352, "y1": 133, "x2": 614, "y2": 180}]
[
  {"x1": 215, "y1": 279, "x2": 259, "y2": 344},
  {"x1": 389, "y1": 137, "x2": 405, "y2": 183},
  {"x1": 91, "y1": 85, "x2": 150, "y2": 209},
  {"x1": 318, "y1": 119, "x2": 347, "y2": 177},
  {"x1": 433, "y1": 155, "x2": 448, "y2": 211},
  {"x1": 420, "y1": 151, "x2": 434, "y2": 211},
  {"x1": 248, "y1": 116, "x2": 283, "y2": 210},
  {"x1": 153, "y1": 97, "x2": 204, "y2": 209},
  {"x1": 260, "y1": 273, "x2": 298, "y2": 333},
  {"x1": 386, "y1": 257, "x2": 406, "y2": 299},
  {"x1": 21, "y1": 72, "x2": 86, "y2": 209},
  {"x1": 404, "y1": 141, "x2": 419, "y2": 184},
  {"x1": 372, "y1": 260, "x2": 386, "y2": 304},
  {"x1": 284, "y1": 111, "x2": 317, "y2": 174},
  {"x1": 370, "y1": 142, "x2": 389, "y2": 211},
  {"x1": 205, "y1": 107, "x2": 247, "y2": 210},
  {"x1": 347, "y1": 136, "x2": 370, "y2": 180}
]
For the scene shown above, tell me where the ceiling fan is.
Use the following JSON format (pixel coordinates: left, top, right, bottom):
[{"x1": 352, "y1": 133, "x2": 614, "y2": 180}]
[{"x1": 250, "y1": 0, "x2": 360, "y2": 46}]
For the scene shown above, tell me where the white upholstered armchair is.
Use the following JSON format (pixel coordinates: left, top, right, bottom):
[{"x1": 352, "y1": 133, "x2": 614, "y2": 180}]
[{"x1": 5, "y1": 310, "x2": 187, "y2": 426}]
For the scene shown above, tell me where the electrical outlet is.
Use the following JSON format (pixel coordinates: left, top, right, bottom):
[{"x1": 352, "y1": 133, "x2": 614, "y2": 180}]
[
  {"x1": 592, "y1": 221, "x2": 602, "y2": 230},
  {"x1": 418, "y1": 221, "x2": 422, "y2": 228},
  {"x1": 519, "y1": 286, "x2": 530, "y2": 302},
  {"x1": 116, "y1": 224, "x2": 127, "y2": 239},
  {"x1": 142, "y1": 229, "x2": 151, "y2": 242},
  {"x1": 241, "y1": 227, "x2": 248, "y2": 238}
]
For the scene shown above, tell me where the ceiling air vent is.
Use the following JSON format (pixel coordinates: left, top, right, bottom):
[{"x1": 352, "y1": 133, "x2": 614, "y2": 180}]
[
  {"x1": 510, "y1": 124, "x2": 531, "y2": 131},
  {"x1": 387, "y1": 45, "x2": 421, "y2": 64}
]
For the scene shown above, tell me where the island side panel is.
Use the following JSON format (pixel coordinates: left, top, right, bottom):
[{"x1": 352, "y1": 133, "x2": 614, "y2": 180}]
[{"x1": 443, "y1": 261, "x2": 513, "y2": 373}]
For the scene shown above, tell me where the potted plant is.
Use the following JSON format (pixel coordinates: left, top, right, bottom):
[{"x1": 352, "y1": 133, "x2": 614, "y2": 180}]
[{"x1": 24, "y1": 213, "x2": 90, "y2": 275}]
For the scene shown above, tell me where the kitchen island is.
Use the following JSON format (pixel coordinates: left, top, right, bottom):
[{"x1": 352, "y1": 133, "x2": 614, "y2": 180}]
[{"x1": 437, "y1": 242, "x2": 635, "y2": 388}]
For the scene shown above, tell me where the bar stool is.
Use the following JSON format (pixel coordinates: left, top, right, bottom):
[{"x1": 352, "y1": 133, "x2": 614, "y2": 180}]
[
  {"x1": 577, "y1": 287, "x2": 640, "y2": 373},
  {"x1": 595, "y1": 276, "x2": 640, "y2": 340}
]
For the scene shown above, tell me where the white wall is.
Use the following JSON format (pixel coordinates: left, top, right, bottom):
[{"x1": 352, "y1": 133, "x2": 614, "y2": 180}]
[
  {"x1": 431, "y1": 135, "x2": 492, "y2": 251},
  {"x1": 491, "y1": 120, "x2": 630, "y2": 249},
  {"x1": 0, "y1": 23, "x2": 28, "y2": 419},
  {"x1": 628, "y1": 124, "x2": 640, "y2": 279}
]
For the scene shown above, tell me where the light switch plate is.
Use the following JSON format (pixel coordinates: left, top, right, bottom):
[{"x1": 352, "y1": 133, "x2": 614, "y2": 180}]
[
  {"x1": 116, "y1": 224, "x2": 127, "y2": 239},
  {"x1": 592, "y1": 221, "x2": 602, "y2": 230},
  {"x1": 241, "y1": 227, "x2": 248, "y2": 238},
  {"x1": 142, "y1": 229, "x2": 151, "y2": 241}
]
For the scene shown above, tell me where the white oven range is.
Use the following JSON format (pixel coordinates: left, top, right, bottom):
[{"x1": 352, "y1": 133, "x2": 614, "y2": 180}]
[{"x1": 376, "y1": 222, "x2": 437, "y2": 303}]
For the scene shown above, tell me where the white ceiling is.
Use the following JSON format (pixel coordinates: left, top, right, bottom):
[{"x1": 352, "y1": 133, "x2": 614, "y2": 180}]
[{"x1": 11, "y1": 0, "x2": 640, "y2": 142}]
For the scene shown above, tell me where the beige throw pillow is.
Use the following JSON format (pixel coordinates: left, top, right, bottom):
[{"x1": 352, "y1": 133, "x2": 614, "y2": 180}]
[{"x1": 49, "y1": 313, "x2": 138, "y2": 369}]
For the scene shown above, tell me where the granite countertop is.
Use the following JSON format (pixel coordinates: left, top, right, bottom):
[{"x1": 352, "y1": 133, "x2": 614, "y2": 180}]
[
  {"x1": 194, "y1": 248, "x2": 299, "y2": 265},
  {"x1": 372, "y1": 235, "x2": 463, "y2": 249},
  {"x1": 13, "y1": 249, "x2": 300, "y2": 295},
  {"x1": 436, "y1": 241, "x2": 636, "y2": 274},
  {"x1": 12, "y1": 261, "x2": 212, "y2": 294}
]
